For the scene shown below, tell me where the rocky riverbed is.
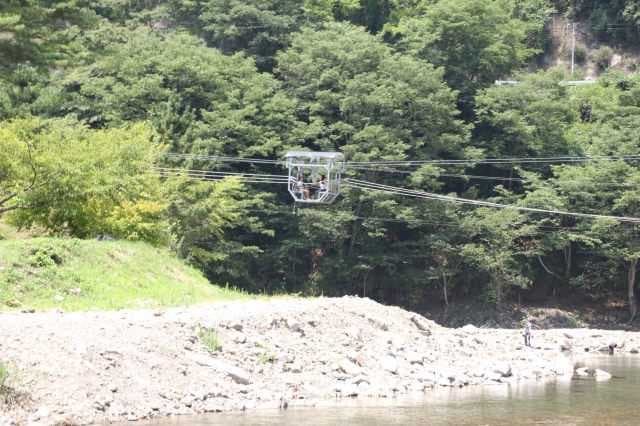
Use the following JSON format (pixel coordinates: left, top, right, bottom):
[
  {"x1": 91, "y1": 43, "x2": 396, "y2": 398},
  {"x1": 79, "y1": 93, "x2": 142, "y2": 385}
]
[{"x1": 1, "y1": 296, "x2": 639, "y2": 425}]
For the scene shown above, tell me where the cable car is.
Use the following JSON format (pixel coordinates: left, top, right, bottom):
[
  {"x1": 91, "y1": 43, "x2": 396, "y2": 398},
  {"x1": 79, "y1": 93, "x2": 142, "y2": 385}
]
[{"x1": 285, "y1": 151, "x2": 345, "y2": 204}]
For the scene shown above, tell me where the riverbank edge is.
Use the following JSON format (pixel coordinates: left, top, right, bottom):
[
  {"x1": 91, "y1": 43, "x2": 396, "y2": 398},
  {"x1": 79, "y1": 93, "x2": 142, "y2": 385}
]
[{"x1": 1, "y1": 297, "x2": 639, "y2": 425}]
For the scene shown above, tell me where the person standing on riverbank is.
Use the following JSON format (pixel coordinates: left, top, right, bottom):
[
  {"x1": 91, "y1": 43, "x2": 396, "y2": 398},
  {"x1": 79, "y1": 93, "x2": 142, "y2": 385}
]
[{"x1": 523, "y1": 319, "x2": 532, "y2": 347}]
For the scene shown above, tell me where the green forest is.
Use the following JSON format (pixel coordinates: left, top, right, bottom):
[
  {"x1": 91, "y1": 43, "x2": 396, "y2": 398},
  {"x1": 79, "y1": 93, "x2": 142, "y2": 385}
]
[{"x1": 3, "y1": 0, "x2": 640, "y2": 321}]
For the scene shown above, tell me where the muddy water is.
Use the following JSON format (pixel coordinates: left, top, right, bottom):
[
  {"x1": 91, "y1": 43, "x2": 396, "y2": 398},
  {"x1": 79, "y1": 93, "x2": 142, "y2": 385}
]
[{"x1": 151, "y1": 356, "x2": 640, "y2": 425}]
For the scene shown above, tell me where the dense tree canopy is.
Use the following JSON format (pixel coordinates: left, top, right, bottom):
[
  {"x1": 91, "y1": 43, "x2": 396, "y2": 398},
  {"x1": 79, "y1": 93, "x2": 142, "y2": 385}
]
[
  {"x1": 3, "y1": 0, "x2": 640, "y2": 321},
  {"x1": 390, "y1": 0, "x2": 542, "y2": 100}
]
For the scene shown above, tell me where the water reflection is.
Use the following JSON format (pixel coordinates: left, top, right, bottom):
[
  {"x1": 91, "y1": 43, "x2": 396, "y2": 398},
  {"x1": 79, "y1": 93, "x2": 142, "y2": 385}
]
[{"x1": 148, "y1": 356, "x2": 640, "y2": 426}]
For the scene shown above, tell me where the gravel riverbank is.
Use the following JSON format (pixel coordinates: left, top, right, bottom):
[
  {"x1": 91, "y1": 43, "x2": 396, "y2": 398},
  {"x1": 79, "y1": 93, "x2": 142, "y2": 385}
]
[{"x1": 1, "y1": 296, "x2": 639, "y2": 425}]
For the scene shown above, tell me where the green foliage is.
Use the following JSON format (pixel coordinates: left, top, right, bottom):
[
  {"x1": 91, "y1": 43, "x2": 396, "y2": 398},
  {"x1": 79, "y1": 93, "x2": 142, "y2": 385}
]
[
  {"x1": 277, "y1": 22, "x2": 467, "y2": 161},
  {"x1": 461, "y1": 208, "x2": 536, "y2": 303},
  {"x1": 198, "y1": 327, "x2": 222, "y2": 352},
  {"x1": 166, "y1": 177, "x2": 276, "y2": 287},
  {"x1": 0, "y1": 238, "x2": 253, "y2": 311},
  {"x1": 565, "y1": 0, "x2": 640, "y2": 44},
  {"x1": 169, "y1": 0, "x2": 312, "y2": 71},
  {"x1": 36, "y1": 27, "x2": 303, "y2": 157},
  {"x1": 0, "y1": 1, "x2": 96, "y2": 74},
  {"x1": 592, "y1": 46, "x2": 614, "y2": 71},
  {"x1": 392, "y1": 0, "x2": 540, "y2": 97},
  {"x1": 574, "y1": 46, "x2": 588, "y2": 64},
  {"x1": 0, "y1": 117, "x2": 167, "y2": 242},
  {"x1": 3, "y1": 0, "x2": 640, "y2": 315},
  {"x1": 475, "y1": 70, "x2": 577, "y2": 159},
  {"x1": 0, "y1": 361, "x2": 8, "y2": 391}
]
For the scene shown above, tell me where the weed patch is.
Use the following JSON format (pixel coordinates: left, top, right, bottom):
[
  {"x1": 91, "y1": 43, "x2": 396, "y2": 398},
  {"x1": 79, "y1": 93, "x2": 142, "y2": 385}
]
[
  {"x1": 0, "y1": 361, "x2": 29, "y2": 409},
  {"x1": 198, "y1": 327, "x2": 222, "y2": 353}
]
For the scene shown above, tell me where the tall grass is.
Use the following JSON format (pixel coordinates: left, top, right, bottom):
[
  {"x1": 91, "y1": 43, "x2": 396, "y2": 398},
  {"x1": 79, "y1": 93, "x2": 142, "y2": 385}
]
[
  {"x1": 0, "y1": 362, "x2": 8, "y2": 391},
  {"x1": 0, "y1": 361, "x2": 13, "y2": 406}
]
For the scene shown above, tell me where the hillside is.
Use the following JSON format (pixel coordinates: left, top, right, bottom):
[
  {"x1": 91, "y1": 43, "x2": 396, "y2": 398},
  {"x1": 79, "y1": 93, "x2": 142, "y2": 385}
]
[
  {"x1": 0, "y1": 238, "x2": 248, "y2": 312},
  {"x1": 546, "y1": 15, "x2": 640, "y2": 79}
]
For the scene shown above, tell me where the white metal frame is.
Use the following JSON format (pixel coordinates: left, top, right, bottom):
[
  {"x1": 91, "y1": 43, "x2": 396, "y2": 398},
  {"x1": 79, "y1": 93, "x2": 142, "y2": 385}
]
[{"x1": 285, "y1": 151, "x2": 345, "y2": 204}]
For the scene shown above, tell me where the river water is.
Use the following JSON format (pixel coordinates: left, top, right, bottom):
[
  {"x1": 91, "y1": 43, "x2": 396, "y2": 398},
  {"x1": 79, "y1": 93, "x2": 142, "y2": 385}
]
[{"x1": 153, "y1": 356, "x2": 640, "y2": 425}]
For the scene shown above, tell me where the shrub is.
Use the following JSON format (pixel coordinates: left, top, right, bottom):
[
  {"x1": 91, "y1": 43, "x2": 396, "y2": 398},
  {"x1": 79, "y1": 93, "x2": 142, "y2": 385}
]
[
  {"x1": 592, "y1": 46, "x2": 614, "y2": 71},
  {"x1": 26, "y1": 240, "x2": 78, "y2": 268},
  {"x1": 574, "y1": 46, "x2": 587, "y2": 64}
]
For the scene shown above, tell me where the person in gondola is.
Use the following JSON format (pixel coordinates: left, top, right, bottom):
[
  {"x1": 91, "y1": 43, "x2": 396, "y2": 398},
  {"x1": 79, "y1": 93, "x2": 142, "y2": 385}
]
[
  {"x1": 308, "y1": 176, "x2": 319, "y2": 200},
  {"x1": 319, "y1": 175, "x2": 328, "y2": 195},
  {"x1": 295, "y1": 171, "x2": 308, "y2": 200}
]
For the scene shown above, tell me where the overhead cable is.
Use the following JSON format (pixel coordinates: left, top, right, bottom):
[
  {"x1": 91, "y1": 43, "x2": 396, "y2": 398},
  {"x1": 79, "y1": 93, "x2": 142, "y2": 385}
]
[
  {"x1": 155, "y1": 174, "x2": 288, "y2": 185},
  {"x1": 346, "y1": 155, "x2": 640, "y2": 166},
  {"x1": 164, "y1": 153, "x2": 281, "y2": 165},
  {"x1": 164, "y1": 152, "x2": 640, "y2": 168},
  {"x1": 345, "y1": 178, "x2": 640, "y2": 224},
  {"x1": 348, "y1": 167, "x2": 635, "y2": 187},
  {"x1": 154, "y1": 167, "x2": 287, "y2": 179}
]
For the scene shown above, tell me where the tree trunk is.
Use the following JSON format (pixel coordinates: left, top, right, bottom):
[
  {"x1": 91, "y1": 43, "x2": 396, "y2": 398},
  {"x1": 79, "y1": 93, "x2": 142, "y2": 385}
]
[
  {"x1": 442, "y1": 272, "x2": 449, "y2": 306},
  {"x1": 628, "y1": 258, "x2": 638, "y2": 323},
  {"x1": 348, "y1": 198, "x2": 363, "y2": 257},
  {"x1": 362, "y1": 269, "x2": 370, "y2": 298},
  {"x1": 564, "y1": 243, "x2": 572, "y2": 282}
]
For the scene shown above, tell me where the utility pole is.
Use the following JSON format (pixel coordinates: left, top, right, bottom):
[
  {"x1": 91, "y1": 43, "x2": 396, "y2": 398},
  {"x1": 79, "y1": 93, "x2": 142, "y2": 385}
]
[{"x1": 571, "y1": 22, "x2": 576, "y2": 76}]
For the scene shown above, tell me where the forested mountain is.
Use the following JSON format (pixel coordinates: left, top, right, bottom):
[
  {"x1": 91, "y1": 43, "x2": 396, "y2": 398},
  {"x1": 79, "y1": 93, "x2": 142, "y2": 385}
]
[{"x1": 3, "y1": 0, "x2": 640, "y2": 321}]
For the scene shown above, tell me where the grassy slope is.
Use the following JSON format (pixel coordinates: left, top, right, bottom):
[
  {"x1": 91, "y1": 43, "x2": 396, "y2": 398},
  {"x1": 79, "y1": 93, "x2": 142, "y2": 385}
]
[{"x1": 0, "y1": 238, "x2": 249, "y2": 311}]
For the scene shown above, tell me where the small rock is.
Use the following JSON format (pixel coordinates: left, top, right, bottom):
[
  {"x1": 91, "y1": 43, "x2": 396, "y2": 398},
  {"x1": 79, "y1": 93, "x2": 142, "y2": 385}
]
[
  {"x1": 486, "y1": 372, "x2": 503, "y2": 383},
  {"x1": 341, "y1": 383, "x2": 359, "y2": 397},
  {"x1": 53, "y1": 295, "x2": 64, "y2": 302},
  {"x1": 203, "y1": 401, "x2": 224, "y2": 413},
  {"x1": 410, "y1": 315, "x2": 432, "y2": 334},
  {"x1": 30, "y1": 407, "x2": 50, "y2": 422},
  {"x1": 283, "y1": 363, "x2": 303, "y2": 374},
  {"x1": 560, "y1": 340, "x2": 573, "y2": 351},
  {"x1": 369, "y1": 318, "x2": 389, "y2": 331},
  {"x1": 288, "y1": 322, "x2": 304, "y2": 335},
  {"x1": 594, "y1": 369, "x2": 612, "y2": 381},
  {"x1": 437, "y1": 369, "x2": 457, "y2": 386},
  {"x1": 0, "y1": 415, "x2": 17, "y2": 426},
  {"x1": 94, "y1": 394, "x2": 112, "y2": 411},
  {"x1": 575, "y1": 367, "x2": 590, "y2": 377},
  {"x1": 181, "y1": 395, "x2": 195, "y2": 407},
  {"x1": 630, "y1": 348, "x2": 639, "y2": 354},
  {"x1": 407, "y1": 353, "x2": 424, "y2": 365},
  {"x1": 381, "y1": 355, "x2": 399, "y2": 374},
  {"x1": 338, "y1": 359, "x2": 361, "y2": 376},
  {"x1": 352, "y1": 376, "x2": 370, "y2": 386},
  {"x1": 5, "y1": 299, "x2": 21, "y2": 307},
  {"x1": 494, "y1": 363, "x2": 512, "y2": 378}
]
